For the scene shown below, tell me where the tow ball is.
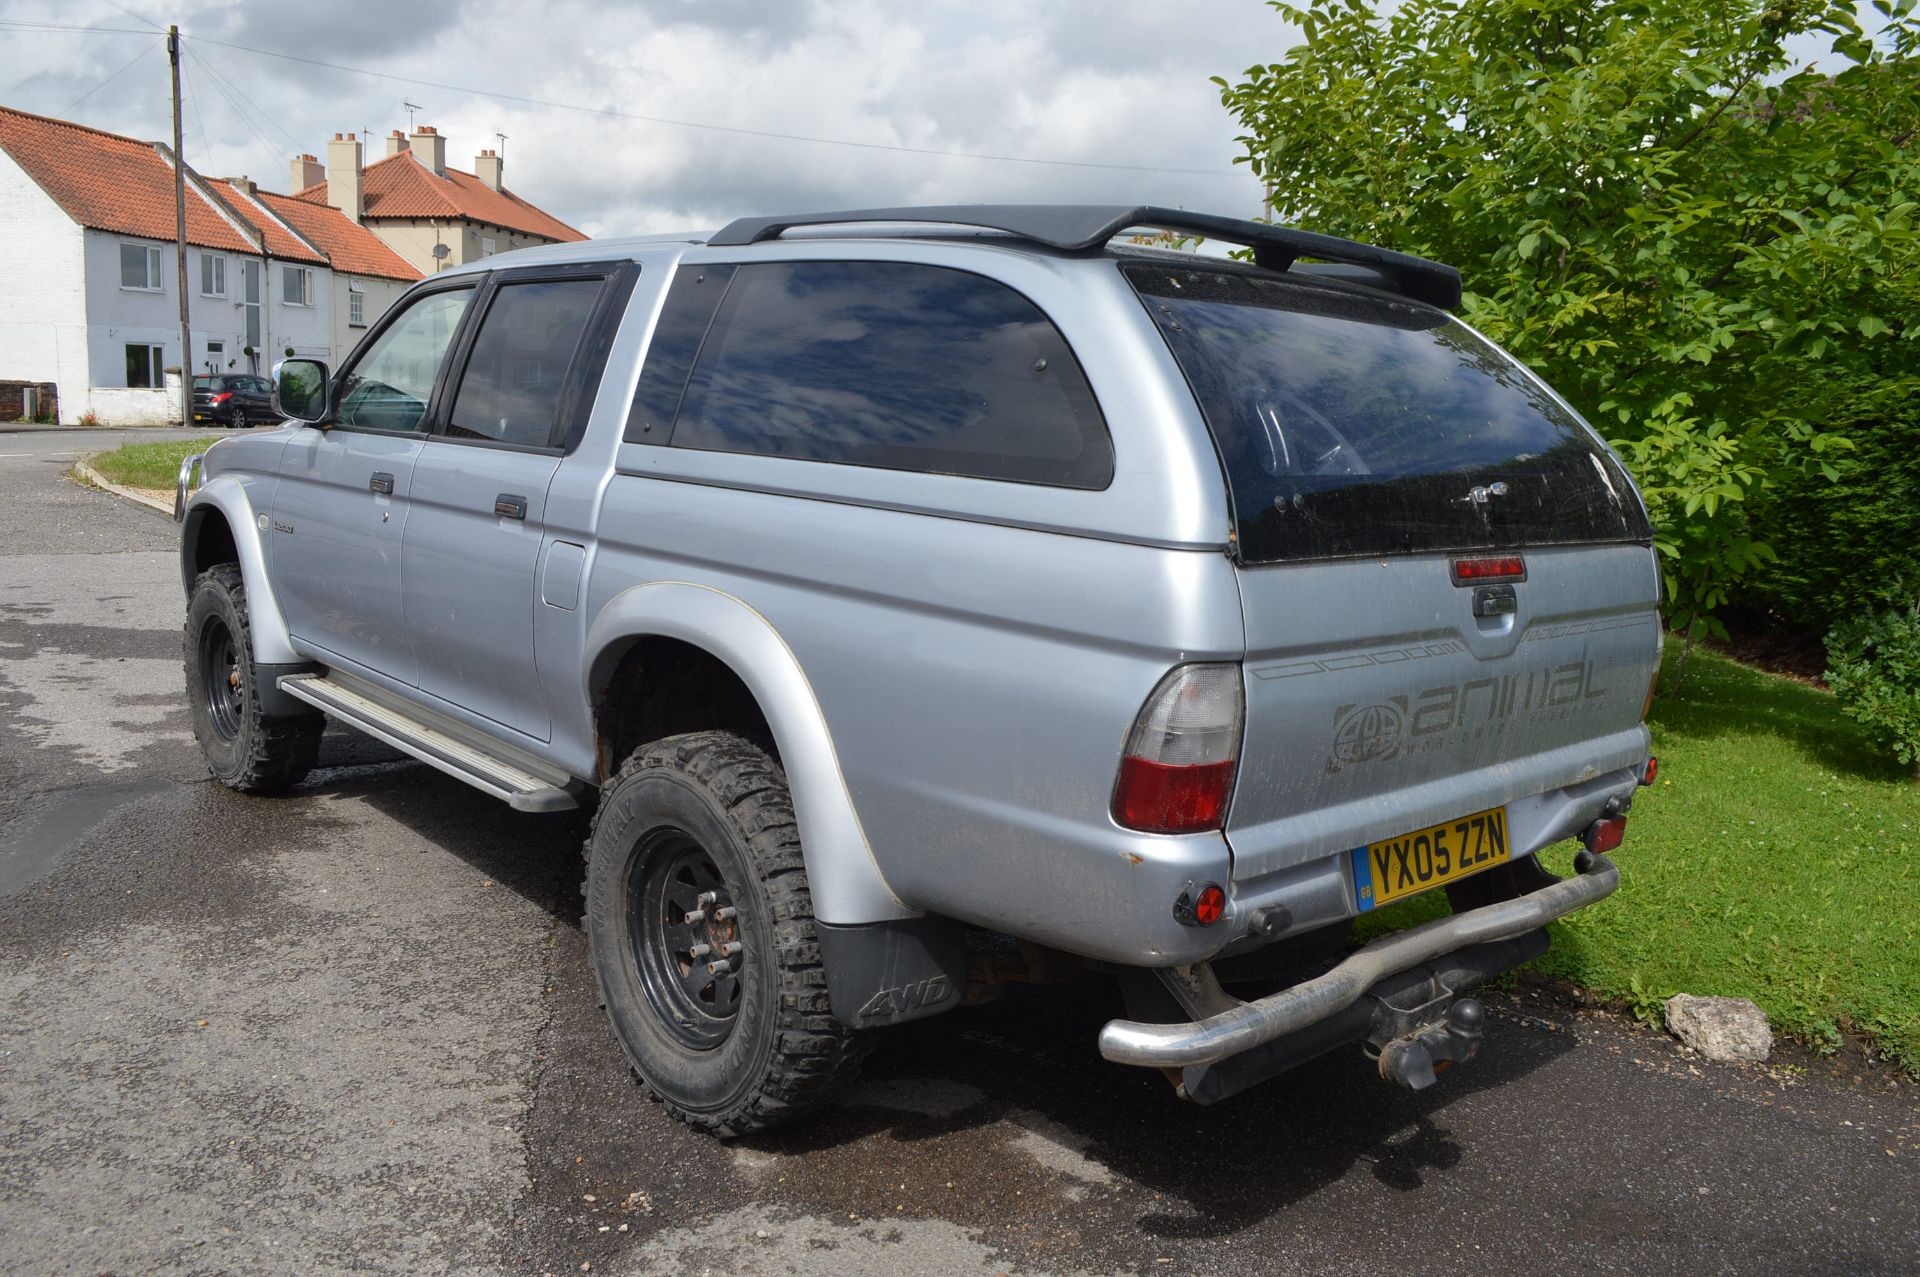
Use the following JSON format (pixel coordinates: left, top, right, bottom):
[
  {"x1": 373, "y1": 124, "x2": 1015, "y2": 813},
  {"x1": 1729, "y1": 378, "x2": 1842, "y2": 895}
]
[{"x1": 1375, "y1": 998, "x2": 1485, "y2": 1090}]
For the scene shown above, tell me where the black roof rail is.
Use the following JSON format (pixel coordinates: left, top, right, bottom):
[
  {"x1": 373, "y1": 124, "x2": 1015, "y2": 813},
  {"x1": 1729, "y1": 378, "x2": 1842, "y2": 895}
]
[{"x1": 706, "y1": 204, "x2": 1462, "y2": 309}]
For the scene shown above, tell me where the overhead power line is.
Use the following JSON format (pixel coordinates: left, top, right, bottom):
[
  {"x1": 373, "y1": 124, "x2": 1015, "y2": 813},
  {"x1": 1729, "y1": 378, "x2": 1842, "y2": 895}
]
[
  {"x1": 62, "y1": 32, "x2": 161, "y2": 114},
  {"x1": 184, "y1": 32, "x2": 1243, "y2": 179}
]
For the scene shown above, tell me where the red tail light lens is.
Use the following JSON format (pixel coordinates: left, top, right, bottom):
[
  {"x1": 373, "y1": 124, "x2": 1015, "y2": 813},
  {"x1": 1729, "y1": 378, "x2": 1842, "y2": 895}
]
[
  {"x1": 1583, "y1": 817, "x2": 1627, "y2": 855},
  {"x1": 210, "y1": 392, "x2": 233, "y2": 406},
  {"x1": 1112, "y1": 664, "x2": 1243, "y2": 835},
  {"x1": 1641, "y1": 756, "x2": 1659, "y2": 786},
  {"x1": 1451, "y1": 556, "x2": 1527, "y2": 584}
]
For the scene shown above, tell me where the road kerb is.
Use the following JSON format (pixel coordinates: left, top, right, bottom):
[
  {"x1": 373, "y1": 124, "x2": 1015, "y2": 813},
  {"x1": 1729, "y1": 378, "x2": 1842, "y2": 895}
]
[{"x1": 71, "y1": 456, "x2": 174, "y2": 518}]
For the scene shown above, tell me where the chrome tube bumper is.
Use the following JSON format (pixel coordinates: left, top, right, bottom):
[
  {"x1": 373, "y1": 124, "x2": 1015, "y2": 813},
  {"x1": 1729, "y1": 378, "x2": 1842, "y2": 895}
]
[
  {"x1": 1098, "y1": 852, "x2": 1620, "y2": 1069},
  {"x1": 173, "y1": 452, "x2": 205, "y2": 524}
]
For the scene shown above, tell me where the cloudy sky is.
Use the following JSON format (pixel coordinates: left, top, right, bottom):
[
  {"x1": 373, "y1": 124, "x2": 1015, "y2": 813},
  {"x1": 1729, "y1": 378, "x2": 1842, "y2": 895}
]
[{"x1": 0, "y1": 0, "x2": 1302, "y2": 237}]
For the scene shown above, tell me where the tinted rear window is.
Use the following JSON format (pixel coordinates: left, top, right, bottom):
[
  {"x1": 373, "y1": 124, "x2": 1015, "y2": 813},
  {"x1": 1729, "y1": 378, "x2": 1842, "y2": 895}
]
[
  {"x1": 1126, "y1": 263, "x2": 1650, "y2": 563},
  {"x1": 662, "y1": 260, "x2": 1112, "y2": 489}
]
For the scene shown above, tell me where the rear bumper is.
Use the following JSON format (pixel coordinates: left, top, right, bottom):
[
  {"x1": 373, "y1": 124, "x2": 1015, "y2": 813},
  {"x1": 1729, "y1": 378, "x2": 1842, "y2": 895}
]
[{"x1": 1097, "y1": 851, "x2": 1619, "y2": 1069}]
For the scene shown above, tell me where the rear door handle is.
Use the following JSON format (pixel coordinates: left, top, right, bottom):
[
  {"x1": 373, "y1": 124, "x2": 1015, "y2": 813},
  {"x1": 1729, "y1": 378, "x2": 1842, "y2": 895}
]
[
  {"x1": 369, "y1": 471, "x2": 395, "y2": 495},
  {"x1": 494, "y1": 493, "x2": 528, "y2": 520}
]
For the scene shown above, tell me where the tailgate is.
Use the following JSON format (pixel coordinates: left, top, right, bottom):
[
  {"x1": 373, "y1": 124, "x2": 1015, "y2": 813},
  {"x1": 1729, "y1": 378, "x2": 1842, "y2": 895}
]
[{"x1": 1226, "y1": 543, "x2": 1660, "y2": 879}]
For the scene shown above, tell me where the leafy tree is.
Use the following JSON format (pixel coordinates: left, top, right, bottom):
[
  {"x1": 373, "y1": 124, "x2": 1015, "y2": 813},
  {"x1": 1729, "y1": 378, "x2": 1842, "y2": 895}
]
[
  {"x1": 1216, "y1": 0, "x2": 1920, "y2": 687},
  {"x1": 1826, "y1": 595, "x2": 1920, "y2": 780}
]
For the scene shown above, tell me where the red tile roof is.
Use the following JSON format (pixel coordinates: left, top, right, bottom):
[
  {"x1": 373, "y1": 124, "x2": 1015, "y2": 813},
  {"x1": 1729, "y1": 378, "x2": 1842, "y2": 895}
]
[
  {"x1": 294, "y1": 150, "x2": 585, "y2": 243},
  {"x1": 222, "y1": 184, "x2": 421, "y2": 283},
  {"x1": 0, "y1": 104, "x2": 262, "y2": 255},
  {"x1": 199, "y1": 180, "x2": 326, "y2": 266}
]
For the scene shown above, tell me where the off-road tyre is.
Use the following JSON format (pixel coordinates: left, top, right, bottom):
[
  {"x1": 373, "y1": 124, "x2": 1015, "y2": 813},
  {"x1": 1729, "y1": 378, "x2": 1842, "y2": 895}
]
[
  {"x1": 583, "y1": 730, "x2": 867, "y2": 1136},
  {"x1": 184, "y1": 563, "x2": 322, "y2": 792}
]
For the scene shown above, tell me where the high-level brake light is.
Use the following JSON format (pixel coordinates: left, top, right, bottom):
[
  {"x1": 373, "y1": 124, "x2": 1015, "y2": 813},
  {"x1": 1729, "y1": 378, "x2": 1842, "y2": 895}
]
[
  {"x1": 1450, "y1": 556, "x2": 1527, "y2": 584},
  {"x1": 1111, "y1": 664, "x2": 1243, "y2": 835}
]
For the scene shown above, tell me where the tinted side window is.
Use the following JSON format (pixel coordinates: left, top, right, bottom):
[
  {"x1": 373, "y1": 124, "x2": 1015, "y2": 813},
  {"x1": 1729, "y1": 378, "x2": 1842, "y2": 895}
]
[
  {"x1": 446, "y1": 278, "x2": 603, "y2": 447},
  {"x1": 667, "y1": 261, "x2": 1112, "y2": 489},
  {"x1": 336, "y1": 288, "x2": 474, "y2": 433}
]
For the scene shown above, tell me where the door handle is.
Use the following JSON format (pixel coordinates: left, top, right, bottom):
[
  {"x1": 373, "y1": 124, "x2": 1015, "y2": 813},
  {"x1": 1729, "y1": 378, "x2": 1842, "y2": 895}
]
[
  {"x1": 369, "y1": 471, "x2": 395, "y2": 495},
  {"x1": 494, "y1": 493, "x2": 528, "y2": 520}
]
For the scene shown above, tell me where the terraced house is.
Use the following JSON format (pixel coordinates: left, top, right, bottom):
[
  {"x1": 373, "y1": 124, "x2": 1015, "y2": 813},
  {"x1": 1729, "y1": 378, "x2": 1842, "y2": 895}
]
[
  {"x1": 0, "y1": 105, "x2": 420, "y2": 425},
  {"x1": 289, "y1": 125, "x2": 585, "y2": 278}
]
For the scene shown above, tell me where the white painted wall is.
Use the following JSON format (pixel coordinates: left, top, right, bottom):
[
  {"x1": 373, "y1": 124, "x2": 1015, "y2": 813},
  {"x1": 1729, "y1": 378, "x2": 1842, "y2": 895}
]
[
  {"x1": 81, "y1": 232, "x2": 335, "y2": 421},
  {"x1": 332, "y1": 273, "x2": 410, "y2": 365},
  {"x1": 0, "y1": 150, "x2": 90, "y2": 421}
]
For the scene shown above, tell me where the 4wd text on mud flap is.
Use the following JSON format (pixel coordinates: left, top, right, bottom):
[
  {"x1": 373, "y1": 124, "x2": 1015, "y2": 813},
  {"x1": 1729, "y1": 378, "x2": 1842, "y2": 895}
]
[{"x1": 857, "y1": 977, "x2": 952, "y2": 1022}]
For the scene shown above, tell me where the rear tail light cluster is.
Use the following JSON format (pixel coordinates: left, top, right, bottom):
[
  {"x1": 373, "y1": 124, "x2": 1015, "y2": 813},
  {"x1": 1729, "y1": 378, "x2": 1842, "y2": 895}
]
[
  {"x1": 210, "y1": 392, "x2": 234, "y2": 407},
  {"x1": 1111, "y1": 663, "x2": 1243, "y2": 835}
]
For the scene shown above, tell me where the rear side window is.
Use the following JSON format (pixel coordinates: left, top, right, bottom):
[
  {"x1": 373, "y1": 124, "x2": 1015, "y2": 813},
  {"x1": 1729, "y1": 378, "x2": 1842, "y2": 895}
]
[
  {"x1": 447, "y1": 278, "x2": 603, "y2": 447},
  {"x1": 1126, "y1": 262, "x2": 1651, "y2": 563},
  {"x1": 638, "y1": 260, "x2": 1112, "y2": 489}
]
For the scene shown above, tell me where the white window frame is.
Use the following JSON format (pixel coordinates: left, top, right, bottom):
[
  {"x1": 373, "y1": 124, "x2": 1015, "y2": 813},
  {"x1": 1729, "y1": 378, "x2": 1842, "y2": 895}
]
[
  {"x1": 125, "y1": 342, "x2": 165, "y2": 387},
  {"x1": 348, "y1": 281, "x2": 366, "y2": 328},
  {"x1": 200, "y1": 253, "x2": 227, "y2": 297},
  {"x1": 282, "y1": 265, "x2": 313, "y2": 307},
  {"x1": 119, "y1": 242, "x2": 162, "y2": 292}
]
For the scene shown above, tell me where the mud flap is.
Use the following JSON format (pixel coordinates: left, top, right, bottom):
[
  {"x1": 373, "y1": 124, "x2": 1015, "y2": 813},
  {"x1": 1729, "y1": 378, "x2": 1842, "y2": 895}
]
[{"x1": 817, "y1": 916, "x2": 967, "y2": 1029}]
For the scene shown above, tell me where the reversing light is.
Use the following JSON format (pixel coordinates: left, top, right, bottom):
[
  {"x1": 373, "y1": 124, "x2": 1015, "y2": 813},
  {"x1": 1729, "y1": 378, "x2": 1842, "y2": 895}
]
[
  {"x1": 1111, "y1": 664, "x2": 1243, "y2": 835},
  {"x1": 1451, "y1": 556, "x2": 1527, "y2": 584},
  {"x1": 1582, "y1": 817, "x2": 1627, "y2": 855},
  {"x1": 1641, "y1": 756, "x2": 1659, "y2": 786}
]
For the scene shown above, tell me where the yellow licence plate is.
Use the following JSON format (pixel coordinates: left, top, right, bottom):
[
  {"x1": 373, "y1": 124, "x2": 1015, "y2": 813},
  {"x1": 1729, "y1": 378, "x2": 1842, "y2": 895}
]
[{"x1": 1351, "y1": 806, "x2": 1510, "y2": 911}]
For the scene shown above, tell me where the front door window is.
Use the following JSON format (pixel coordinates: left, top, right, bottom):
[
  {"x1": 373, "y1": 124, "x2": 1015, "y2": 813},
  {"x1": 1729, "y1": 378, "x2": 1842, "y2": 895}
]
[{"x1": 335, "y1": 288, "x2": 475, "y2": 433}]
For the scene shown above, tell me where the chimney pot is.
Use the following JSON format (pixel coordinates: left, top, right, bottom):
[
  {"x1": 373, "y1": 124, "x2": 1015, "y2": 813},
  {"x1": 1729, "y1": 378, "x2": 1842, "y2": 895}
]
[
  {"x1": 290, "y1": 151, "x2": 325, "y2": 192},
  {"x1": 474, "y1": 146, "x2": 503, "y2": 191},
  {"x1": 409, "y1": 125, "x2": 448, "y2": 175},
  {"x1": 326, "y1": 132, "x2": 365, "y2": 223}
]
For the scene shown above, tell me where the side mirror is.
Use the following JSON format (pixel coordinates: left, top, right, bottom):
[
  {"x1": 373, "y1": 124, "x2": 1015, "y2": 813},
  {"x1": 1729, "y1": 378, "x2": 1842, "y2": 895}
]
[{"x1": 272, "y1": 357, "x2": 332, "y2": 425}]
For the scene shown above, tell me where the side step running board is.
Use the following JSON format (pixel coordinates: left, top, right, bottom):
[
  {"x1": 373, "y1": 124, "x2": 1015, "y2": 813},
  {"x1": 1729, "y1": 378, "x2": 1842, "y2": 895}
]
[{"x1": 277, "y1": 673, "x2": 579, "y2": 812}]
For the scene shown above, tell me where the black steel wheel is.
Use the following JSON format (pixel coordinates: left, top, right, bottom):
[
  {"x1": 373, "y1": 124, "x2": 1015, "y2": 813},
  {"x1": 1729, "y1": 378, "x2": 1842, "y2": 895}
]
[
  {"x1": 629, "y1": 831, "x2": 744, "y2": 1049},
  {"x1": 183, "y1": 563, "x2": 322, "y2": 792},
  {"x1": 583, "y1": 730, "x2": 868, "y2": 1136},
  {"x1": 197, "y1": 612, "x2": 246, "y2": 742}
]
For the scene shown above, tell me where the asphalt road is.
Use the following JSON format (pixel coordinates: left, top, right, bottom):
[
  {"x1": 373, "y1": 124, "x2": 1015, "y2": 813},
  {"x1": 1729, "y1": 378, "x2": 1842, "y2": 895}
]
[{"x1": 1, "y1": 426, "x2": 1916, "y2": 1277}]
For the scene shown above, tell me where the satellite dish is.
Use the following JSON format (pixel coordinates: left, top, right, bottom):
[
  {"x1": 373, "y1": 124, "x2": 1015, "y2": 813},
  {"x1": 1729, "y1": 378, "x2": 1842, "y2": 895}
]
[{"x1": 432, "y1": 243, "x2": 450, "y2": 260}]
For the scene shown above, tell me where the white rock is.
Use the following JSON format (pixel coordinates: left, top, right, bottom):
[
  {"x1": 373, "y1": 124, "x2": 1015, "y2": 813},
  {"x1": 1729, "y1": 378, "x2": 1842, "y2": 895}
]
[{"x1": 1664, "y1": 994, "x2": 1773, "y2": 1063}]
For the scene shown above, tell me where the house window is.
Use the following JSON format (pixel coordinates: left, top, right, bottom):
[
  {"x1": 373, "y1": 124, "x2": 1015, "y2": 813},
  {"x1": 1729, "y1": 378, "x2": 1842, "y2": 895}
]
[
  {"x1": 282, "y1": 265, "x2": 312, "y2": 306},
  {"x1": 119, "y1": 242, "x2": 162, "y2": 291},
  {"x1": 125, "y1": 343, "x2": 166, "y2": 388},
  {"x1": 348, "y1": 282, "x2": 366, "y2": 327},
  {"x1": 200, "y1": 253, "x2": 226, "y2": 297},
  {"x1": 480, "y1": 236, "x2": 496, "y2": 258}
]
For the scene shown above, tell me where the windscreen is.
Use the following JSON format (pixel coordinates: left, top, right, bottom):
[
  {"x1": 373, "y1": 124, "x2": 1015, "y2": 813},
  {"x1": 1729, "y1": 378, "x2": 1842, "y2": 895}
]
[{"x1": 1125, "y1": 262, "x2": 1651, "y2": 564}]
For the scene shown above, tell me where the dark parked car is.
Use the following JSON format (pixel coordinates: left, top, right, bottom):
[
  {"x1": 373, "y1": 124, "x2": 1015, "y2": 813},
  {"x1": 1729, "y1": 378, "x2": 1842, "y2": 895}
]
[{"x1": 191, "y1": 374, "x2": 275, "y2": 428}]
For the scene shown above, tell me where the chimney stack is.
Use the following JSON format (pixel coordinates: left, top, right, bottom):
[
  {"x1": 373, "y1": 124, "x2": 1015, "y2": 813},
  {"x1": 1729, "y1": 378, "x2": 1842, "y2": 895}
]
[
  {"x1": 409, "y1": 124, "x2": 446, "y2": 176},
  {"x1": 326, "y1": 132, "x2": 364, "y2": 223},
  {"x1": 475, "y1": 148, "x2": 502, "y2": 191},
  {"x1": 290, "y1": 152, "x2": 324, "y2": 193},
  {"x1": 385, "y1": 129, "x2": 409, "y2": 158},
  {"x1": 228, "y1": 176, "x2": 257, "y2": 199}
]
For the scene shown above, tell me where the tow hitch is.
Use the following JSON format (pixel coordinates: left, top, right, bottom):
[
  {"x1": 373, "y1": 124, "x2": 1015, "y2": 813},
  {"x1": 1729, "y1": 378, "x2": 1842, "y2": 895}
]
[{"x1": 1376, "y1": 998, "x2": 1484, "y2": 1090}]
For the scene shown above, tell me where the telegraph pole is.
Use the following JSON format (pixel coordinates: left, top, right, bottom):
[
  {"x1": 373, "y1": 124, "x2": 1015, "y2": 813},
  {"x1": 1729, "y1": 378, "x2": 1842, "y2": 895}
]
[{"x1": 168, "y1": 25, "x2": 191, "y2": 415}]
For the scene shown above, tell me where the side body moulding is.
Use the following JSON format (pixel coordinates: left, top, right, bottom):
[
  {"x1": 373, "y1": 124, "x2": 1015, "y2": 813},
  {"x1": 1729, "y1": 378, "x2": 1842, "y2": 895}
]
[
  {"x1": 583, "y1": 581, "x2": 914, "y2": 927},
  {"x1": 179, "y1": 478, "x2": 300, "y2": 666}
]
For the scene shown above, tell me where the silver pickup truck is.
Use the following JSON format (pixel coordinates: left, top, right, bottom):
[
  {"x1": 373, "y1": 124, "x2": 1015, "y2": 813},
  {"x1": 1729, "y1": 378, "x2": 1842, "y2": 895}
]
[{"x1": 175, "y1": 205, "x2": 1659, "y2": 1135}]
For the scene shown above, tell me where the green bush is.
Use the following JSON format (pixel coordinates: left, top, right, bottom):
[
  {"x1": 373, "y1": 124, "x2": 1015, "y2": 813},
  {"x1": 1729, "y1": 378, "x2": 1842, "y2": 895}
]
[
  {"x1": 1825, "y1": 598, "x2": 1920, "y2": 780},
  {"x1": 1740, "y1": 381, "x2": 1920, "y2": 625}
]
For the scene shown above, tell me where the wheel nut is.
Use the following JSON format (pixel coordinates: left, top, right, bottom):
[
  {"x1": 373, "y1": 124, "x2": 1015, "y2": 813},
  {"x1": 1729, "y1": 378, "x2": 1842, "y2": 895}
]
[
  {"x1": 713, "y1": 906, "x2": 737, "y2": 922},
  {"x1": 688, "y1": 943, "x2": 711, "y2": 960},
  {"x1": 719, "y1": 941, "x2": 742, "y2": 957},
  {"x1": 696, "y1": 890, "x2": 719, "y2": 907},
  {"x1": 683, "y1": 909, "x2": 706, "y2": 925}
]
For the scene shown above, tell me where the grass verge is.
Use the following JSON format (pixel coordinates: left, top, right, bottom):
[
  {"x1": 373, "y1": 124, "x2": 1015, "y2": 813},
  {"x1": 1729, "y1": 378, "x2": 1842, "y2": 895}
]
[
  {"x1": 1358, "y1": 645, "x2": 1919, "y2": 1071},
  {"x1": 86, "y1": 436, "x2": 223, "y2": 490}
]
